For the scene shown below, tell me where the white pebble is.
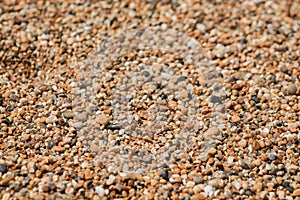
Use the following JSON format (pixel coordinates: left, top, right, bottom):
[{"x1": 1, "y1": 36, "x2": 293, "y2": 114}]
[{"x1": 95, "y1": 186, "x2": 105, "y2": 197}]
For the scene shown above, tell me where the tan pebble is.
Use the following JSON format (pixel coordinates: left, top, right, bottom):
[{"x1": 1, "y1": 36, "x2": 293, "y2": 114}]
[
  {"x1": 206, "y1": 126, "x2": 219, "y2": 137},
  {"x1": 53, "y1": 146, "x2": 66, "y2": 153},
  {"x1": 46, "y1": 115, "x2": 57, "y2": 124},
  {"x1": 191, "y1": 194, "x2": 206, "y2": 200},
  {"x1": 65, "y1": 187, "x2": 74, "y2": 194},
  {"x1": 207, "y1": 147, "x2": 217, "y2": 157},
  {"x1": 0, "y1": 175, "x2": 14, "y2": 186},
  {"x1": 231, "y1": 114, "x2": 240, "y2": 123},
  {"x1": 42, "y1": 184, "x2": 50, "y2": 192},
  {"x1": 259, "y1": 140, "x2": 265, "y2": 148},
  {"x1": 238, "y1": 139, "x2": 247, "y2": 148},
  {"x1": 2, "y1": 193, "x2": 10, "y2": 200},
  {"x1": 66, "y1": 38, "x2": 74, "y2": 45},
  {"x1": 253, "y1": 182, "x2": 262, "y2": 193},
  {"x1": 243, "y1": 133, "x2": 252, "y2": 139},
  {"x1": 40, "y1": 117, "x2": 47, "y2": 123},
  {"x1": 293, "y1": 189, "x2": 300, "y2": 196},
  {"x1": 98, "y1": 114, "x2": 109, "y2": 125},
  {"x1": 139, "y1": 110, "x2": 148, "y2": 119}
]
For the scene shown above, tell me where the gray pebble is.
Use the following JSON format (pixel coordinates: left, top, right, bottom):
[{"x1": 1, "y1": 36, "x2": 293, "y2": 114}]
[{"x1": 0, "y1": 163, "x2": 7, "y2": 173}]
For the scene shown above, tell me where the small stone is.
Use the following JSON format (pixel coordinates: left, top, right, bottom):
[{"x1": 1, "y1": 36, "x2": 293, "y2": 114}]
[
  {"x1": 193, "y1": 176, "x2": 203, "y2": 184},
  {"x1": 231, "y1": 115, "x2": 240, "y2": 123},
  {"x1": 98, "y1": 114, "x2": 109, "y2": 125},
  {"x1": 224, "y1": 189, "x2": 232, "y2": 198},
  {"x1": 204, "y1": 185, "x2": 213, "y2": 195},
  {"x1": 2, "y1": 193, "x2": 10, "y2": 200},
  {"x1": 207, "y1": 147, "x2": 217, "y2": 157},
  {"x1": 285, "y1": 84, "x2": 297, "y2": 95},
  {"x1": 66, "y1": 38, "x2": 74, "y2": 45},
  {"x1": 186, "y1": 181, "x2": 195, "y2": 188},
  {"x1": 0, "y1": 164, "x2": 8, "y2": 173},
  {"x1": 253, "y1": 182, "x2": 262, "y2": 192},
  {"x1": 208, "y1": 179, "x2": 220, "y2": 188},
  {"x1": 238, "y1": 139, "x2": 247, "y2": 148},
  {"x1": 42, "y1": 184, "x2": 50, "y2": 192},
  {"x1": 46, "y1": 115, "x2": 57, "y2": 124},
  {"x1": 63, "y1": 110, "x2": 74, "y2": 119},
  {"x1": 293, "y1": 189, "x2": 300, "y2": 196},
  {"x1": 73, "y1": 122, "x2": 84, "y2": 129},
  {"x1": 76, "y1": 113, "x2": 87, "y2": 122},
  {"x1": 40, "y1": 117, "x2": 47, "y2": 123},
  {"x1": 106, "y1": 123, "x2": 121, "y2": 130},
  {"x1": 53, "y1": 146, "x2": 66, "y2": 153},
  {"x1": 227, "y1": 156, "x2": 235, "y2": 164},
  {"x1": 0, "y1": 175, "x2": 14, "y2": 186},
  {"x1": 206, "y1": 126, "x2": 219, "y2": 137},
  {"x1": 267, "y1": 152, "x2": 277, "y2": 161},
  {"x1": 252, "y1": 140, "x2": 261, "y2": 150},
  {"x1": 159, "y1": 170, "x2": 169, "y2": 180},
  {"x1": 277, "y1": 190, "x2": 285, "y2": 199},
  {"x1": 95, "y1": 186, "x2": 105, "y2": 197},
  {"x1": 106, "y1": 175, "x2": 115, "y2": 185},
  {"x1": 65, "y1": 187, "x2": 74, "y2": 194},
  {"x1": 198, "y1": 153, "x2": 208, "y2": 162}
]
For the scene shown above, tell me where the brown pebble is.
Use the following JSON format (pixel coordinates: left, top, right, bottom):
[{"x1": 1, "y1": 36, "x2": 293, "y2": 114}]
[
  {"x1": 0, "y1": 175, "x2": 14, "y2": 186},
  {"x1": 293, "y1": 189, "x2": 300, "y2": 196},
  {"x1": 53, "y1": 146, "x2": 66, "y2": 153},
  {"x1": 252, "y1": 140, "x2": 261, "y2": 150}
]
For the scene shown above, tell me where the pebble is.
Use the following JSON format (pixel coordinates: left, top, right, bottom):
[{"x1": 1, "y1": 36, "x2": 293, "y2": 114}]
[
  {"x1": 205, "y1": 126, "x2": 219, "y2": 138},
  {"x1": 293, "y1": 189, "x2": 300, "y2": 196},
  {"x1": 98, "y1": 114, "x2": 109, "y2": 125},
  {"x1": 46, "y1": 115, "x2": 57, "y2": 124},
  {"x1": 53, "y1": 146, "x2": 66, "y2": 153},
  {"x1": 224, "y1": 190, "x2": 232, "y2": 198},
  {"x1": 73, "y1": 122, "x2": 84, "y2": 129},
  {"x1": 0, "y1": 163, "x2": 8, "y2": 173},
  {"x1": 95, "y1": 186, "x2": 105, "y2": 197},
  {"x1": 186, "y1": 181, "x2": 195, "y2": 188},
  {"x1": 63, "y1": 110, "x2": 74, "y2": 119},
  {"x1": 238, "y1": 139, "x2": 247, "y2": 148},
  {"x1": 227, "y1": 156, "x2": 235, "y2": 164},
  {"x1": 285, "y1": 84, "x2": 297, "y2": 95},
  {"x1": 252, "y1": 140, "x2": 261, "y2": 150},
  {"x1": 193, "y1": 176, "x2": 203, "y2": 184},
  {"x1": 203, "y1": 185, "x2": 213, "y2": 196},
  {"x1": 75, "y1": 113, "x2": 87, "y2": 122},
  {"x1": 106, "y1": 175, "x2": 116, "y2": 186}
]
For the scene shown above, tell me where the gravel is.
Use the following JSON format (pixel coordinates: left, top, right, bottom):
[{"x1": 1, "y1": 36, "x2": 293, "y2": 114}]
[{"x1": 1, "y1": 0, "x2": 300, "y2": 199}]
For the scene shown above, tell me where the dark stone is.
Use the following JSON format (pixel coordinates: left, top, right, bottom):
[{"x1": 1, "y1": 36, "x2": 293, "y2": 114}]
[
  {"x1": 106, "y1": 123, "x2": 122, "y2": 130},
  {"x1": 4, "y1": 118, "x2": 12, "y2": 126},
  {"x1": 175, "y1": 76, "x2": 186, "y2": 84},
  {"x1": 141, "y1": 70, "x2": 150, "y2": 77},
  {"x1": 136, "y1": 130, "x2": 142, "y2": 135},
  {"x1": 251, "y1": 95, "x2": 260, "y2": 103},
  {"x1": 0, "y1": 163, "x2": 8, "y2": 174},
  {"x1": 211, "y1": 95, "x2": 222, "y2": 104},
  {"x1": 159, "y1": 169, "x2": 169, "y2": 180}
]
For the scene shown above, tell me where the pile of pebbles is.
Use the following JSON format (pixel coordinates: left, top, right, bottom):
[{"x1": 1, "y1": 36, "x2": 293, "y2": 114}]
[{"x1": 0, "y1": 0, "x2": 300, "y2": 199}]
